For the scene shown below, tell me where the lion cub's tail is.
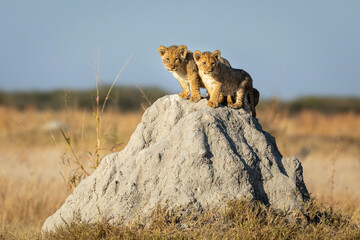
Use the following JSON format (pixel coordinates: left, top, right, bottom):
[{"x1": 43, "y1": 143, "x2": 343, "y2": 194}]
[{"x1": 249, "y1": 86, "x2": 257, "y2": 118}]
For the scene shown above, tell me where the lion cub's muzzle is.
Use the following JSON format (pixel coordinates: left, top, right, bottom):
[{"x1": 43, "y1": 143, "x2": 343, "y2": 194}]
[{"x1": 204, "y1": 68, "x2": 213, "y2": 75}]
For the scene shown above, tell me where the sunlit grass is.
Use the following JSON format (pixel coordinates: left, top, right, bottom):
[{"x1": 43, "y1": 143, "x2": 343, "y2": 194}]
[{"x1": 4, "y1": 199, "x2": 360, "y2": 240}]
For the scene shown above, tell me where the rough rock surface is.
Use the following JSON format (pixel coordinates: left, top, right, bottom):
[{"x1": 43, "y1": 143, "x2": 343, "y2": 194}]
[{"x1": 42, "y1": 95, "x2": 309, "y2": 232}]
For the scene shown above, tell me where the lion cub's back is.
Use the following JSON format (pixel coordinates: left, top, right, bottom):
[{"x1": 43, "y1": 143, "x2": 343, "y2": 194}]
[
  {"x1": 220, "y1": 64, "x2": 250, "y2": 95},
  {"x1": 185, "y1": 52, "x2": 199, "y2": 75}
]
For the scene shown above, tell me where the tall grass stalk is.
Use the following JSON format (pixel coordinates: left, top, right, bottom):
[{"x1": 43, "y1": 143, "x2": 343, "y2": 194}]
[
  {"x1": 95, "y1": 49, "x2": 101, "y2": 166},
  {"x1": 94, "y1": 53, "x2": 132, "y2": 166},
  {"x1": 136, "y1": 84, "x2": 153, "y2": 110},
  {"x1": 59, "y1": 51, "x2": 132, "y2": 191},
  {"x1": 101, "y1": 55, "x2": 133, "y2": 114},
  {"x1": 60, "y1": 129, "x2": 89, "y2": 176}
]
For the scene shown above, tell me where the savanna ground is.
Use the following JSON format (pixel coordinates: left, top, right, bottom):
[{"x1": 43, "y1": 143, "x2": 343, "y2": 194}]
[{"x1": 0, "y1": 97, "x2": 359, "y2": 238}]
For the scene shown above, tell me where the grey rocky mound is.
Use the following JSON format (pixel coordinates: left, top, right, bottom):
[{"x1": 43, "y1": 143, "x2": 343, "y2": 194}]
[{"x1": 42, "y1": 95, "x2": 309, "y2": 232}]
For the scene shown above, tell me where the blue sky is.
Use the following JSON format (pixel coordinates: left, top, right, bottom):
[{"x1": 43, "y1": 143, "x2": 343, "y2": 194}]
[{"x1": 0, "y1": 1, "x2": 359, "y2": 99}]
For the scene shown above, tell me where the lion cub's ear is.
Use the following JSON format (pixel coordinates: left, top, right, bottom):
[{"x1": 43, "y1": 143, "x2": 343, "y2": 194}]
[
  {"x1": 158, "y1": 46, "x2": 167, "y2": 57},
  {"x1": 193, "y1": 50, "x2": 202, "y2": 63},
  {"x1": 213, "y1": 50, "x2": 221, "y2": 60},
  {"x1": 178, "y1": 45, "x2": 188, "y2": 59}
]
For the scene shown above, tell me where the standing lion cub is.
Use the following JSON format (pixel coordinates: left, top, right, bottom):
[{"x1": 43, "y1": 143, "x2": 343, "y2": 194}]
[
  {"x1": 158, "y1": 45, "x2": 231, "y2": 102},
  {"x1": 194, "y1": 50, "x2": 257, "y2": 117}
]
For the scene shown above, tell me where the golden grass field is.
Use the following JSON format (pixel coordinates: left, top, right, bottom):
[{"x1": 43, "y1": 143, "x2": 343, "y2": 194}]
[{"x1": 0, "y1": 103, "x2": 359, "y2": 236}]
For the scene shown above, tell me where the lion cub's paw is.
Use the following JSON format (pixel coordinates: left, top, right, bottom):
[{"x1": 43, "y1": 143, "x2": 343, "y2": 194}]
[
  {"x1": 207, "y1": 100, "x2": 219, "y2": 108},
  {"x1": 189, "y1": 95, "x2": 201, "y2": 102},
  {"x1": 227, "y1": 95, "x2": 234, "y2": 106},
  {"x1": 229, "y1": 103, "x2": 243, "y2": 109},
  {"x1": 227, "y1": 102, "x2": 234, "y2": 108},
  {"x1": 178, "y1": 92, "x2": 190, "y2": 99}
]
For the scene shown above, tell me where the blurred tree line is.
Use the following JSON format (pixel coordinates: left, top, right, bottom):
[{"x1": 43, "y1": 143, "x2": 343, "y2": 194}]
[
  {"x1": 0, "y1": 87, "x2": 359, "y2": 113},
  {"x1": 0, "y1": 86, "x2": 167, "y2": 112},
  {"x1": 257, "y1": 96, "x2": 360, "y2": 114}
]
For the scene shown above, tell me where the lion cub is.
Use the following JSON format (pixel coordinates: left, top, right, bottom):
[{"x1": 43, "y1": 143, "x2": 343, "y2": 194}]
[
  {"x1": 158, "y1": 45, "x2": 231, "y2": 102},
  {"x1": 158, "y1": 45, "x2": 202, "y2": 102},
  {"x1": 194, "y1": 50, "x2": 257, "y2": 117}
]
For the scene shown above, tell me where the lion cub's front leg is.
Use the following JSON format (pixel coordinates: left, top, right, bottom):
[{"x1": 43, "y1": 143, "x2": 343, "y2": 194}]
[
  {"x1": 219, "y1": 94, "x2": 226, "y2": 105},
  {"x1": 177, "y1": 80, "x2": 191, "y2": 99},
  {"x1": 207, "y1": 82, "x2": 221, "y2": 108},
  {"x1": 230, "y1": 88, "x2": 245, "y2": 109},
  {"x1": 189, "y1": 74, "x2": 202, "y2": 102}
]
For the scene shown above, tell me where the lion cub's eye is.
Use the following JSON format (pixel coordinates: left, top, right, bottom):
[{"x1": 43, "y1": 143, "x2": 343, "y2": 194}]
[
  {"x1": 203, "y1": 62, "x2": 206, "y2": 66},
  {"x1": 211, "y1": 62, "x2": 215, "y2": 66},
  {"x1": 175, "y1": 58, "x2": 179, "y2": 62},
  {"x1": 166, "y1": 58, "x2": 170, "y2": 62}
]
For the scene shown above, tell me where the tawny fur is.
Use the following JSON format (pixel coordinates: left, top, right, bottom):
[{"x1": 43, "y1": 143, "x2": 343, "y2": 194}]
[
  {"x1": 158, "y1": 45, "x2": 231, "y2": 102},
  {"x1": 193, "y1": 50, "x2": 257, "y2": 117},
  {"x1": 227, "y1": 88, "x2": 260, "y2": 109}
]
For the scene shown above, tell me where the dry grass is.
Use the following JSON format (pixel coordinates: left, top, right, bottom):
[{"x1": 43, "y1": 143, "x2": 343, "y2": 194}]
[
  {"x1": 13, "y1": 199, "x2": 360, "y2": 239},
  {"x1": 258, "y1": 107, "x2": 360, "y2": 220},
  {"x1": 0, "y1": 104, "x2": 359, "y2": 238},
  {"x1": 0, "y1": 106, "x2": 142, "y2": 234}
]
